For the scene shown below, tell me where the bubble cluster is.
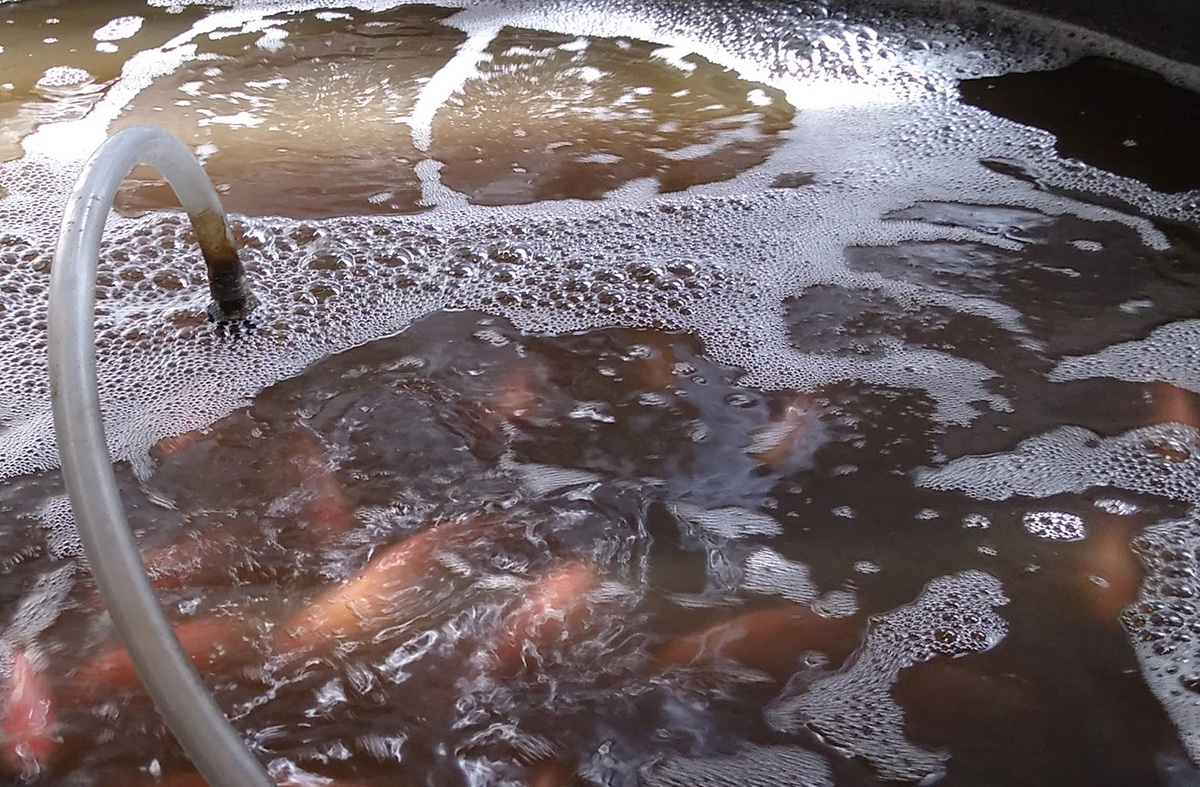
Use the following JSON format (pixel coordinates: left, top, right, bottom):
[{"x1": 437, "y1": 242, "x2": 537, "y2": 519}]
[
  {"x1": 37, "y1": 494, "x2": 84, "y2": 559},
  {"x1": 741, "y1": 546, "x2": 818, "y2": 604},
  {"x1": 1050, "y1": 320, "x2": 1200, "y2": 394},
  {"x1": 34, "y1": 65, "x2": 92, "y2": 89},
  {"x1": 643, "y1": 744, "x2": 832, "y2": 787},
  {"x1": 814, "y1": 588, "x2": 858, "y2": 618},
  {"x1": 962, "y1": 513, "x2": 991, "y2": 529},
  {"x1": 1022, "y1": 510, "x2": 1086, "y2": 541},
  {"x1": 93, "y1": 15, "x2": 144, "y2": 42},
  {"x1": 672, "y1": 504, "x2": 783, "y2": 540},
  {"x1": 767, "y1": 569, "x2": 1009, "y2": 781},
  {"x1": 916, "y1": 424, "x2": 1200, "y2": 504},
  {"x1": 1121, "y1": 510, "x2": 1200, "y2": 764}
]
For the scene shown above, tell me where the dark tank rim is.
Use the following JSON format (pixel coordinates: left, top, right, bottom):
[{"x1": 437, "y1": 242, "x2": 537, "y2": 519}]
[{"x1": 873, "y1": 0, "x2": 1200, "y2": 64}]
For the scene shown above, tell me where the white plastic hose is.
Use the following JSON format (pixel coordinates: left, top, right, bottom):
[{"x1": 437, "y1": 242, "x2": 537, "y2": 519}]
[{"x1": 47, "y1": 126, "x2": 271, "y2": 787}]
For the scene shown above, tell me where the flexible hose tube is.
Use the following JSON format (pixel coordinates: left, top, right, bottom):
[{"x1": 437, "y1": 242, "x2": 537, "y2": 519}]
[{"x1": 47, "y1": 126, "x2": 271, "y2": 787}]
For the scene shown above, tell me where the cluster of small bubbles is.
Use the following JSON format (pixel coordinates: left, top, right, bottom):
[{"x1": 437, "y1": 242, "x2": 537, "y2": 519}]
[
  {"x1": 643, "y1": 744, "x2": 832, "y2": 787},
  {"x1": 916, "y1": 424, "x2": 1200, "y2": 505},
  {"x1": 1120, "y1": 509, "x2": 1200, "y2": 763},
  {"x1": 853, "y1": 560, "x2": 880, "y2": 574},
  {"x1": 4, "y1": 564, "x2": 76, "y2": 647},
  {"x1": 767, "y1": 569, "x2": 1008, "y2": 781},
  {"x1": 814, "y1": 588, "x2": 858, "y2": 618},
  {"x1": 37, "y1": 494, "x2": 84, "y2": 559},
  {"x1": 34, "y1": 65, "x2": 93, "y2": 90},
  {"x1": 93, "y1": 15, "x2": 144, "y2": 43},
  {"x1": 962, "y1": 513, "x2": 990, "y2": 529},
  {"x1": 1095, "y1": 497, "x2": 1140, "y2": 516},
  {"x1": 672, "y1": 503, "x2": 783, "y2": 540},
  {"x1": 741, "y1": 546, "x2": 818, "y2": 604},
  {"x1": 1022, "y1": 510, "x2": 1087, "y2": 541},
  {"x1": 1050, "y1": 320, "x2": 1200, "y2": 395}
]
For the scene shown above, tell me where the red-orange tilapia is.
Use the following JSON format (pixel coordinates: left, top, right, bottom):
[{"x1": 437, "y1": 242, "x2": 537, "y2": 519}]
[
  {"x1": 0, "y1": 647, "x2": 57, "y2": 778},
  {"x1": 655, "y1": 605, "x2": 863, "y2": 678},
  {"x1": 486, "y1": 561, "x2": 598, "y2": 678}
]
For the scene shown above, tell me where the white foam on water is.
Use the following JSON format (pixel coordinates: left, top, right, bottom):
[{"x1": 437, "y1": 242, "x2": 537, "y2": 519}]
[
  {"x1": 814, "y1": 588, "x2": 858, "y2": 618},
  {"x1": 404, "y1": 17, "x2": 501, "y2": 151},
  {"x1": 34, "y1": 65, "x2": 92, "y2": 89},
  {"x1": 1121, "y1": 509, "x2": 1200, "y2": 764},
  {"x1": 767, "y1": 569, "x2": 1009, "y2": 781},
  {"x1": 917, "y1": 422, "x2": 1200, "y2": 762},
  {"x1": 741, "y1": 546, "x2": 818, "y2": 603},
  {"x1": 37, "y1": 494, "x2": 85, "y2": 559},
  {"x1": 915, "y1": 423, "x2": 1200, "y2": 504},
  {"x1": 672, "y1": 504, "x2": 784, "y2": 540},
  {"x1": 1022, "y1": 510, "x2": 1086, "y2": 541},
  {"x1": 643, "y1": 744, "x2": 832, "y2": 787},
  {"x1": 1049, "y1": 320, "x2": 1200, "y2": 393},
  {"x1": 94, "y1": 15, "x2": 145, "y2": 42}
]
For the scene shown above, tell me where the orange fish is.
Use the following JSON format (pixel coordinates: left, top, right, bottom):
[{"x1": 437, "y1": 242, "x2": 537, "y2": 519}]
[
  {"x1": 1148, "y1": 380, "x2": 1199, "y2": 427},
  {"x1": 527, "y1": 759, "x2": 573, "y2": 787},
  {"x1": 486, "y1": 561, "x2": 598, "y2": 678},
  {"x1": 70, "y1": 615, "x2": 261, "y2": 698},
  {"x1": 489, "y1": 362, "x2": 544, "y2": 424},
  {"x1": 83, "y1": 428, "x2": 354, "y2": 611},
  {"x1": 634, "y1": 333, "x2": 680, "y2": 393},
  {"x1": 891, "y1": 657, "x2": 1040, "y2": 752},
  {"x1": 73, "y1": 521, "x2": 262, "y2": 613},
  {"x1": 654, "y1": 605, "x2": 863, "y2": 678},
  {"x1": 149, "y1": 429, "x2": 205, "y2": 460},
  {"x1": 1076, "y1": 515, "x2": 1143, "y2": 626},
  {"x1": 141, "y1": 522, "x2": 259, "y2": 592},
  {"x1": 746, "y1": 394, "x2": 813, "y2": 468},
  {"x1": 274, "y1": 518, "x2": 487, "y2": 654},
  {"x1": 0, "y1": 647, "x2": 58, "y2": 779},
  {"x1": 285, "y1": 428, "x2": 356, "y2": 543}
]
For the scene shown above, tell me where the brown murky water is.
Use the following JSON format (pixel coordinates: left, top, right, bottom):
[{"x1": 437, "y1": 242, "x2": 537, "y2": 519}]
[{"x1": 0, "y1": 1, "x2": 1199, "y2": 786}]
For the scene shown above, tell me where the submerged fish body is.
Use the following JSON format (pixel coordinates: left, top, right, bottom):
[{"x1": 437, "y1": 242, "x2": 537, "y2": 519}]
[
  {"x1": 655, "y1": 605, "x2": 864, "y2": 678},
  {"x1": 273, "y1": 516, "x2": 489, "y2": 655},
  {"x1": 746, "y1": 394, "x2": 816, "y2": 469},
  {"x1": 0, "y1": 647, "x2": 57, "y2": 779},
  {"x1": 485, "y1": 560, "x2": 600, "y2": 678},
  {"x1": 70, "y1": 613, "x2": 265, "y2": 700}
]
